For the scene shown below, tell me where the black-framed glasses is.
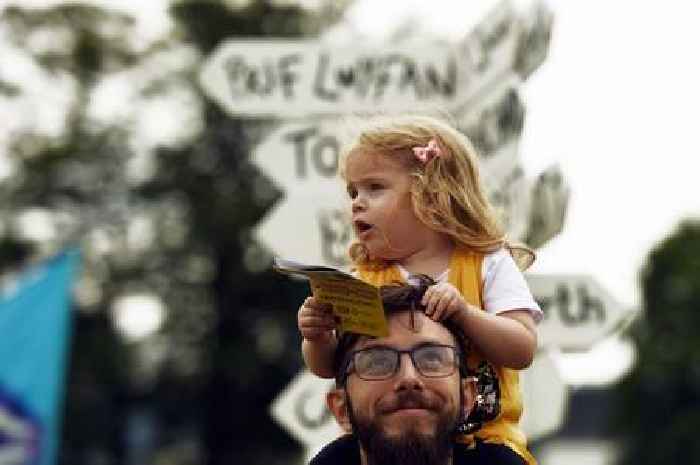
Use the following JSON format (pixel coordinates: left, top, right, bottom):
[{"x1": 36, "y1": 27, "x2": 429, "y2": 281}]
[{"x1": 343, "y1": 344, "x2": 460, "y2": 381}]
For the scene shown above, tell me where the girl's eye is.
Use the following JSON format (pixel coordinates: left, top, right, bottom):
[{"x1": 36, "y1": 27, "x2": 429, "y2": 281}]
[
  {"x1": 369, "y1": 183, "x2": 384, "y2": 191},
  {"x1": 347, "y1": 187, "x2": 357, "y2": 199}
]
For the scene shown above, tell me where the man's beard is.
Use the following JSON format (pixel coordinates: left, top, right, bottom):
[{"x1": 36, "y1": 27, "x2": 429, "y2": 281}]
[{"x1": 346, "y1": 390, "x2": 461, "y2": 465}]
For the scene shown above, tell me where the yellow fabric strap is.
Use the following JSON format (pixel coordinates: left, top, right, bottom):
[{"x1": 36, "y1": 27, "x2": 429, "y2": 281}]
[
  {"x1": 447, "y1": 250, "x2": 536, "y2": 465},
  {"x1": 355, "y1": 264, "x2": 403, "y2": 287}
]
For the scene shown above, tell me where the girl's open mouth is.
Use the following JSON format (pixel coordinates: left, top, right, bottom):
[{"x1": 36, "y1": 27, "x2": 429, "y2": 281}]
[{"x1": 354, "y1": 220, "x2": 373, "y2": 235}]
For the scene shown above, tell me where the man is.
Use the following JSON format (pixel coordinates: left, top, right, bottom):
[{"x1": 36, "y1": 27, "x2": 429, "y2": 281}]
[{"x1": 310, "y1": 280, "x2": 483, "y2": 465}]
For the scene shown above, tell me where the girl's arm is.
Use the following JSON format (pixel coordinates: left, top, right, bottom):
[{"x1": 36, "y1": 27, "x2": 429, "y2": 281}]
[
  {"x1": 298, "y1": 297, "x2": 338, "y2": 378},
  {"x1": 452, "y1": 305, "x2": 537, "y2": 369},
  {"x1": 301, "y1": 338, "x2": 337, "y2": 378},
  {"x1": 422, "y1": 284, "x2": 537, "y2": 369}
]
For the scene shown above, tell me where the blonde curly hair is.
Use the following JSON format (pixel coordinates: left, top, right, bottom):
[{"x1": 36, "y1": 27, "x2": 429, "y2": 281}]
[{"x1": 340, "y1": 114, "x2": 534, "y2": 271}]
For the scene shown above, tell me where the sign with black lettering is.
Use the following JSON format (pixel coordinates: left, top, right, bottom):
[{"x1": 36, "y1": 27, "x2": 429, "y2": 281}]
[
  {"x1": 485, "y1": 154, "x2": 531, "y2": 241},
  {"x1": 200, "y1": 41, "x2": 462, "y2": 117},
  {"x1": 514, "y1": 0, "x2": 554, "y2": 79},
  {"x1": 199, "y1": 2, "x2": 523, "y2": 117},
  {"x1": 454, "y1": 75, "x2": 524, "y2": 159},
  {"x1": 269, "y1": 370, "x2": 341, "y2": 463},
  {"x1": 252, "y1": 121, "x2": 352, "y2": 267},
  {"x1": 526, "y1": 274, "x2": 633, "y2": 351},
  {"x1": 253, "y1": 121, "x2": 346, "y2": 193},
  {"x1": 524, "y1": 165, "x2": 569, "y2": 249},
  {"x1": 255, "y1": 189, "x2": 350, "y2": 267}
]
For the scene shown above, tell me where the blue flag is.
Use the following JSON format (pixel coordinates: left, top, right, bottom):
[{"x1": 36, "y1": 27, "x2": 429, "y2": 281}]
[{"x1": 0, "y1": 249, "x2": 80, "y2": 465}]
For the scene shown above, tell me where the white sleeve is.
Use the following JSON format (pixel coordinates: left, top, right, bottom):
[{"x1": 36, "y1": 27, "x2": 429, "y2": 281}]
[{"x1": 482, "y1": 249, "x2": 543, "y2": 323}]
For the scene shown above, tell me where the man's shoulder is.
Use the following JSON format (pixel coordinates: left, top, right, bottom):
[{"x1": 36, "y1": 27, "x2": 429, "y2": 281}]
[{"x1": 308, "y1": 435, "x2": 359, "y2": 465}]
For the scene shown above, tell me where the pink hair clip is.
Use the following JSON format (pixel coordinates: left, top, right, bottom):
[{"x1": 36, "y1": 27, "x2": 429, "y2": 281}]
[{"x1": 412, "y1": 139, "x2": 442, "y2": 164}]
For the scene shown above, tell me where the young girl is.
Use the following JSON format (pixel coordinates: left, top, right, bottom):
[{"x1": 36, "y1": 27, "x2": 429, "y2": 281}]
[{"x1": 297, "y1": 115, "x2": 542, "y2": 465}]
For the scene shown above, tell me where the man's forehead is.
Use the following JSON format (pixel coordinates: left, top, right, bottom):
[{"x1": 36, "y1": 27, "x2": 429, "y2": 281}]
[{"x1": 353, "y1": 310, "x2": 456, "y2": 350}]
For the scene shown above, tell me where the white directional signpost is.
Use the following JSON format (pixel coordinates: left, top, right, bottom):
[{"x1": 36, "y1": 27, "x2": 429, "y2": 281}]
[
  {"x1": 270, "y1": 370, "x2": 342, "y2": 464},
  {"x1": 525, "y1": 165, "x2": 570, "y2": 249},
  {"x1": 252, "y1": 120, "x2": 352, "y2": 266},
  {"x1": 199, "y1": 1, "x2": 524, "y2": 119},
  {"x1": 519, "y1": 351, "x2": 567, "y2": 440},
  {"x1": 197, "y1": 0, "x2": 636, "y2": 462},
  {"x1": 526, "y1": 274, "x2": 633, "y2": 351},
  {"x1": 488, "y1": 161, "x2": 532, "y2": 241},
  {"x1": 200, "y1": 40, "x2": 461, "y2": 118}
]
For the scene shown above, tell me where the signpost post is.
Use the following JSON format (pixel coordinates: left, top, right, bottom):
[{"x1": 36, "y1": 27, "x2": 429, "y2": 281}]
[{"x1": 518, "y1": 351, "x2": 567, "y2": 440}]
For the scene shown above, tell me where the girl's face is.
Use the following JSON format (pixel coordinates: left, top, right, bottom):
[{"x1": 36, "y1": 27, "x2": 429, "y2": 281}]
[{"x1": 345, "y1": 151, "x2": 434, "y2": 260}]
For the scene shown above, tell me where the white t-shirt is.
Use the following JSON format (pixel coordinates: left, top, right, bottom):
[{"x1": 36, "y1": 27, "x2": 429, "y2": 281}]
[{"x1": 397, "y1": 248, "x2": 543, "y2": 323}]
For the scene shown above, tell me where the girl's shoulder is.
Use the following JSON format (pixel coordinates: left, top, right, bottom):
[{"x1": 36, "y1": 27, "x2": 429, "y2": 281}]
[
  {"x1": 480, "y1": 247, "x2": 542, "y2": 319},
  {"x1": 449, "y1": 246, "x2": 508, "y2": 279},
  {"x1": 450, "y1": 246, "x2": 511, "y2": 283},
  {"x1": 481, "y1": 246, "x2": 534, "y2": 275},
  {"x1": 482, "y1": 248, "x2": 518, "y2": 282},
  {"x1": 483, "y1": 247, "x2": 510, "y2": 262}
]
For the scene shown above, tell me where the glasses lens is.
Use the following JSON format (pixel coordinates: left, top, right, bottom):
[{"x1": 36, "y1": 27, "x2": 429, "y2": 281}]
[
  {"x1": 414, "y1": 345, "x2": 456, "y2": 377},
  {"x1": 354, "y1": 348, "x2": 397, "y2": 379}
]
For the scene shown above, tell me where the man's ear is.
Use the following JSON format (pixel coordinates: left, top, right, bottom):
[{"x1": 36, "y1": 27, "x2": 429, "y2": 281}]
[
  {"x1": 461, "y1": 376, "x2": 478, "y2": 419},
  {"x1": 326, "y1": 388, "x2": 353, "y2": 434}
]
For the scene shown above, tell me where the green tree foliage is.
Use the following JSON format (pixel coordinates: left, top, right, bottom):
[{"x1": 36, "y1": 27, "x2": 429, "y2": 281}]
[
  {"x1": 0, "y1": 1, "x2": 348, "y2": 464},
  {"x1": 612, "y1": 219, "x2": 700, "y2": 464}
]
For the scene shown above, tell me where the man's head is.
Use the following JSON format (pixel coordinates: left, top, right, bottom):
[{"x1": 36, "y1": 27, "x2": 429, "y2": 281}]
[{"x1": 326, "y1": 278, "x2": 477, "y2": 465}]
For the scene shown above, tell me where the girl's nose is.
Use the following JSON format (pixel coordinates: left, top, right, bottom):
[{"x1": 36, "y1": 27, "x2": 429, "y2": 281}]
[{"x1": 352, "y1": 195, "x2": 366, "y2": 213}]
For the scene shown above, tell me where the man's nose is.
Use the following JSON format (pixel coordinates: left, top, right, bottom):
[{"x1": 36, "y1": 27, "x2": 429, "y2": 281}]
[{"x1": 395, "y1": 353, "x2": 424, "y2": 391}]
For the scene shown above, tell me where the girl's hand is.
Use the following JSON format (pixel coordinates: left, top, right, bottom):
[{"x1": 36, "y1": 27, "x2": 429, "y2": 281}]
[
  {"x1": 297, "y1": 297, "x2": 337, "y2": 344},
  {"x1": 422, "y1": 282, "x2": 469, "y2": 322}
]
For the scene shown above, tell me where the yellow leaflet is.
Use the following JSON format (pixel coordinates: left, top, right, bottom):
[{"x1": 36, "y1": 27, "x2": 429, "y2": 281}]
[
  {"x1": 308, "y1": 275, "x2": 388, "y2": 338},
  {"x1": 273, "y1": 257, "x2": 388, "y2": 338}
]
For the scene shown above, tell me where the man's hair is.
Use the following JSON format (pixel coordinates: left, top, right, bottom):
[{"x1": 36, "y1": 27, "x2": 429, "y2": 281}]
[{"x1": 333, "y1": 276, "x2": 471, "y2": 386}]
